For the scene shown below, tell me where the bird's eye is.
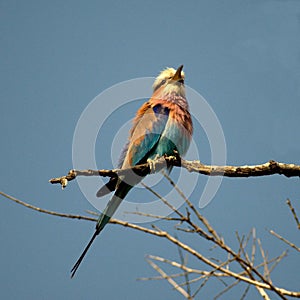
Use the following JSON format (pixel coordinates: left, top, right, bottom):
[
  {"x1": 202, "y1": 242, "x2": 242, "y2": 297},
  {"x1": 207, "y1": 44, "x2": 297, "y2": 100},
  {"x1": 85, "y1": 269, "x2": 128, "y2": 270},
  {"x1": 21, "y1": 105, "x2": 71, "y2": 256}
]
[{"x1": 160, "y1": 79, "x2": 166, "y2": 85}]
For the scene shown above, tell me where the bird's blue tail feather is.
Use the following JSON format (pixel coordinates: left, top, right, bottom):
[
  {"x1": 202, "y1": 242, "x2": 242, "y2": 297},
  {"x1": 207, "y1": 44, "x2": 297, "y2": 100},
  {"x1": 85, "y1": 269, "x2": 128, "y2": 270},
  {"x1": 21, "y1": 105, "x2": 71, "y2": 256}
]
[{"x1": 71, "y1": 182, "x2": 132, "y2": 278}]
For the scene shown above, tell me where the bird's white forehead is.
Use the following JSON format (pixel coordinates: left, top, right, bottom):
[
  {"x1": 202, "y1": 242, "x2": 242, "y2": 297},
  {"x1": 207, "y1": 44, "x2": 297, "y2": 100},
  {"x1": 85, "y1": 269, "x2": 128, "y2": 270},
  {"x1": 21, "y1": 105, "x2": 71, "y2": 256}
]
[
  {"x1": 157, "y1": 67, "x2": 185, "y2": 80},
  {"x1": 153, "y1": 67, "x2": 185, "y2": 90}
]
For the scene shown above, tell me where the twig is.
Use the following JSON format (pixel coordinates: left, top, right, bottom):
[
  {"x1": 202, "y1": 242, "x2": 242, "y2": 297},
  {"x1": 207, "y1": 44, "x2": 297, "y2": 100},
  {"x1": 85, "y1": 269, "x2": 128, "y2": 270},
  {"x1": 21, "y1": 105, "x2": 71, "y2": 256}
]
[
  {"x1": 193, "y1": 276, "x2": 209, "y2": 297},
  {"x1": 140, "y1": 182, "x2": 187, "y2": 221},
  {"x1": 162, "y1": 171, "x2": 220, "y2": 241},
  {"x1": 214, "y1": 279, "x2": 241, "y2": 299},
  {"x1": 175, "y1": 233, "x2": 192, "y2": 297},
  {"x1": 146, "y1": 258, "x2": 192, "y2": 299},
  {"x1": 127, "y1": 211, "x2": 183, "y2": 221},
  {"x1": 269, "y1": 230, "x2": 300, "y2": 252},
  {"x1": 257, "y1": 238, "x2": 270, "y2": 281},
  {"x1": 251, "y1": 228, "x2": 257, "y2": 266},
  {"x1": 0, "y1": 191, "x2": 96, "y2": 222},
  {"x1": 240, "y1": 284, "x2": 251, "y2": 300},
  {"x1": 146, "y1": 255, "x2": 224, "y2": 277},
  {"x1": 268, "y1": 250, "x2": 288, "y2": 274},
  {"x1": 286, "y1": 199, "x2": 300, "y2": 230},
  {"x1": 137, "y1": 272, "x2": 186, "y2": 281}
]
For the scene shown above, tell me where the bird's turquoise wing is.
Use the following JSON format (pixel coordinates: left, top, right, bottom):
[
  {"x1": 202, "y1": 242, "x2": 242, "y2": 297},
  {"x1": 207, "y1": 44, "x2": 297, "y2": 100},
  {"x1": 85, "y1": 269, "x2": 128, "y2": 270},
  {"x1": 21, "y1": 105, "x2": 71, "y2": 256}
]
[{"x1": 127, "y1": 104, "x2": 170, "y2": 166}]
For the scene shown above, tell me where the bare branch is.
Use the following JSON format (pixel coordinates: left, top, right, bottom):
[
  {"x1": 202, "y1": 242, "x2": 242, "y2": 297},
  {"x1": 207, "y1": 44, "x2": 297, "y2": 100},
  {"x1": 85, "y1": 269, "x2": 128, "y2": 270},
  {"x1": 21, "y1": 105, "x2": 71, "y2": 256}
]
[
  {"x1": 49, "y1": 157, "x2": 300, "y2": 189},
  {"x1": 1, "y1": 191, "x2": 299, "y2": 298}
]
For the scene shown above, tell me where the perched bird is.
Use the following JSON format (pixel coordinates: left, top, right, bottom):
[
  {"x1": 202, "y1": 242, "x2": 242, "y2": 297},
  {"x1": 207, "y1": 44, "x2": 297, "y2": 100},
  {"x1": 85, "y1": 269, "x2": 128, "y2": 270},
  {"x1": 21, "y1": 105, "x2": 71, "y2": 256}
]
[{"x1": 71, "y1": 65, "x2": 193, "y2": 277}]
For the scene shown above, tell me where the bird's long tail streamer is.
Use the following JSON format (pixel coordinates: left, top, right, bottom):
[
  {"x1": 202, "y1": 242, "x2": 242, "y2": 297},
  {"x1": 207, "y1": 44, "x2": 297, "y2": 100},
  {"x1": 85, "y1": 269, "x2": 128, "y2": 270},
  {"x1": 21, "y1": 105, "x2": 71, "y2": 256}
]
[
  {"x1": 71, "y1": 229, "x2": 100, "y2": 278},
  {"x1": 71, "y1": 182, "x2": 133, "y2": 278}
]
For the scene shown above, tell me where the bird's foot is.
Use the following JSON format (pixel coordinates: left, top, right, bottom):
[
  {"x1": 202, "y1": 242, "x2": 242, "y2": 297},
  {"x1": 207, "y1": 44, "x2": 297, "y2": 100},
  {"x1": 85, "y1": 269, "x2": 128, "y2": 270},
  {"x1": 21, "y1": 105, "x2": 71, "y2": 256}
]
[{"x1": 147, "y1": 155, "x2": 160, "y2": 173}]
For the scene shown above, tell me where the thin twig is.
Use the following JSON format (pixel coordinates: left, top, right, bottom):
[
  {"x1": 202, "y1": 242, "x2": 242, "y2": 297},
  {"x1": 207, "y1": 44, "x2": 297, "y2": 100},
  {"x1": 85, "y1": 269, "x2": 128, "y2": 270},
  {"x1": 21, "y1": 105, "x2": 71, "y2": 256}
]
[
  {"x1": 193, "y1": 276, "x2": 209, "y2": 297},
  {"x1": 286, "y1": 199, "x2": 300, "y2": 230},
  {"x1": 240, "y1": 284, "x2": 251, "y2": 300},
  {"x1": 269, "y1": 230, "x2": 300, "y2": 252},
  {"x1": 127, "y1": 210, "x2": 183, "y2": 221},
  {"x1": 162, "y1": 171, "x2": 220, "y2": 241},
  {"x1": 146, "y1": 258, "x2": 192, "y2": 299},
  {"x1": 214, "y1": 279, "x2": 240, "y2": 300},
  {"x1": 146, "y1": 255, "x2": 225, "y2": 277},
  {"x1": 175, "y1": 233, "x2": 192, "y2": 297},
  {"x1": 268, "y1": 250, "x2": 288, "y2": 274},
  {"x1": 251, "y1": 228, "x2": 257, "y2": 266},
  {"x1": 137, "y1": 272, "x2": 186, "y2": 281},
  {"x1": 0, "y1": 191, "x2": 97, "y2": 222}
]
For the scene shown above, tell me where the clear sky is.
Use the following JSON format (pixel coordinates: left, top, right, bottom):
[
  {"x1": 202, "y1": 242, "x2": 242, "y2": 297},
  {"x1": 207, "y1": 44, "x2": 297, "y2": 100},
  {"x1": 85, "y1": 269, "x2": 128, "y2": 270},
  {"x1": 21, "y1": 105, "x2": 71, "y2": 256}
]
[{"x1": 1, "y1": 1, "x2": 299, "y2": 299}]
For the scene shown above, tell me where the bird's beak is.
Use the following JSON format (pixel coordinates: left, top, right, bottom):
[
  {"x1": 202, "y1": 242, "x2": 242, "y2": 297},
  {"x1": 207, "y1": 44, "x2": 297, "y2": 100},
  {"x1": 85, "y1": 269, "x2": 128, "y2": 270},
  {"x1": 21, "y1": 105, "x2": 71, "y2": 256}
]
[{"x1": 172, "y1": 65, "x2": 184, "y2": 82}]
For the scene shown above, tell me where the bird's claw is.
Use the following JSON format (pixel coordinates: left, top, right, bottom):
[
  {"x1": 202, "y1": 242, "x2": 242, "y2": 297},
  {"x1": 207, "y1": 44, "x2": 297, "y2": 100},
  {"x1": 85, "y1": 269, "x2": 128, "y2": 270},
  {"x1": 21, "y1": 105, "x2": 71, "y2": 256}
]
[{"x1": 147, "y1": 155, "x2": 160, "y2": 173}]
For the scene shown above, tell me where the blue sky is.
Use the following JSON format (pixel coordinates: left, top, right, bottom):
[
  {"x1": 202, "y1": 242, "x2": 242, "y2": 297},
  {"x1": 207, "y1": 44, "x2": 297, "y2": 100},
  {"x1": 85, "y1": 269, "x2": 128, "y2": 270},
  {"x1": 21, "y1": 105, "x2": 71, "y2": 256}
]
[{"x1": 1, "y1": 1, "x2": 299, "y2": 299}]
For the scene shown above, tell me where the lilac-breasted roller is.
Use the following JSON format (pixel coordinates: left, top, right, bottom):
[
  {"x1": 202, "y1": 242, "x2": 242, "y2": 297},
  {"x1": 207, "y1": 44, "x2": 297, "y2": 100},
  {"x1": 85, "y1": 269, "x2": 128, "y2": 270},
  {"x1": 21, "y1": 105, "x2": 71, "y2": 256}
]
[{"x1": 71, "y1": 65, "x2": 193, "y2": 277}]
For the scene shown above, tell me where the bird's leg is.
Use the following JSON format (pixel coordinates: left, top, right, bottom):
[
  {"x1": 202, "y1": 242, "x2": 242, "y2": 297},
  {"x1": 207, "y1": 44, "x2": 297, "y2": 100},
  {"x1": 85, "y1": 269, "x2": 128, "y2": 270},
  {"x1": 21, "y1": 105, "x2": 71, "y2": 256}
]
[
  {"x1": 172, "y1": 150, "x2": 182, "y2": 166},
  {"x1": 147, "y1": 154, "x2": 160, "y2": 173}
]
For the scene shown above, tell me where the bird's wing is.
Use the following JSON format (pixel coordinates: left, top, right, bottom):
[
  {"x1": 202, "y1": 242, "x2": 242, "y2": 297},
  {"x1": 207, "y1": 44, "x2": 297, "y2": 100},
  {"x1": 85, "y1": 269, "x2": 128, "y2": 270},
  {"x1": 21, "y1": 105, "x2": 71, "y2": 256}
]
[
  {"x1": 96, "y1": 102, "x2": 170, "y2": 197},
  {"x1": 123, "y1": 101, "x2": 171, "y2": 168}
]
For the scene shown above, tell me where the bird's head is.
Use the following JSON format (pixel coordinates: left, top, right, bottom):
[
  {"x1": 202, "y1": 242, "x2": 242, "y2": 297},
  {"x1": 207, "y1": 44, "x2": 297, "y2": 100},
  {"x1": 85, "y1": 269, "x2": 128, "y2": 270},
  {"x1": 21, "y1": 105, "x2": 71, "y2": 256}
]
[{"x1": 152, "y1": 65, "x2": 185, "y2": 97}]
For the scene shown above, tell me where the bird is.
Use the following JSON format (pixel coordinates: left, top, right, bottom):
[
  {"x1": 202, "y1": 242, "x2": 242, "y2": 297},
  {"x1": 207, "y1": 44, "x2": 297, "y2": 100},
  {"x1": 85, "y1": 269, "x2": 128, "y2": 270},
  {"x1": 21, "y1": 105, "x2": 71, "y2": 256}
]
[{"x1": 71, "y1": 65, "x2": 193, "y2": 278}]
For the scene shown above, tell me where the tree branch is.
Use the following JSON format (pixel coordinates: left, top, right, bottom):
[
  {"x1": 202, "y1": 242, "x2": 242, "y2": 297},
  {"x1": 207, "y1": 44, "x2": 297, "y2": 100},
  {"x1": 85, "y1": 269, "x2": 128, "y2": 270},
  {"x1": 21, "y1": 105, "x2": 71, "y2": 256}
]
[
  {"x1": 1, "y1": 191, "x2": 299, "y2": 298},
  {"x1": 49, "y1": 157, "x2": 300, "y2": 189}
]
